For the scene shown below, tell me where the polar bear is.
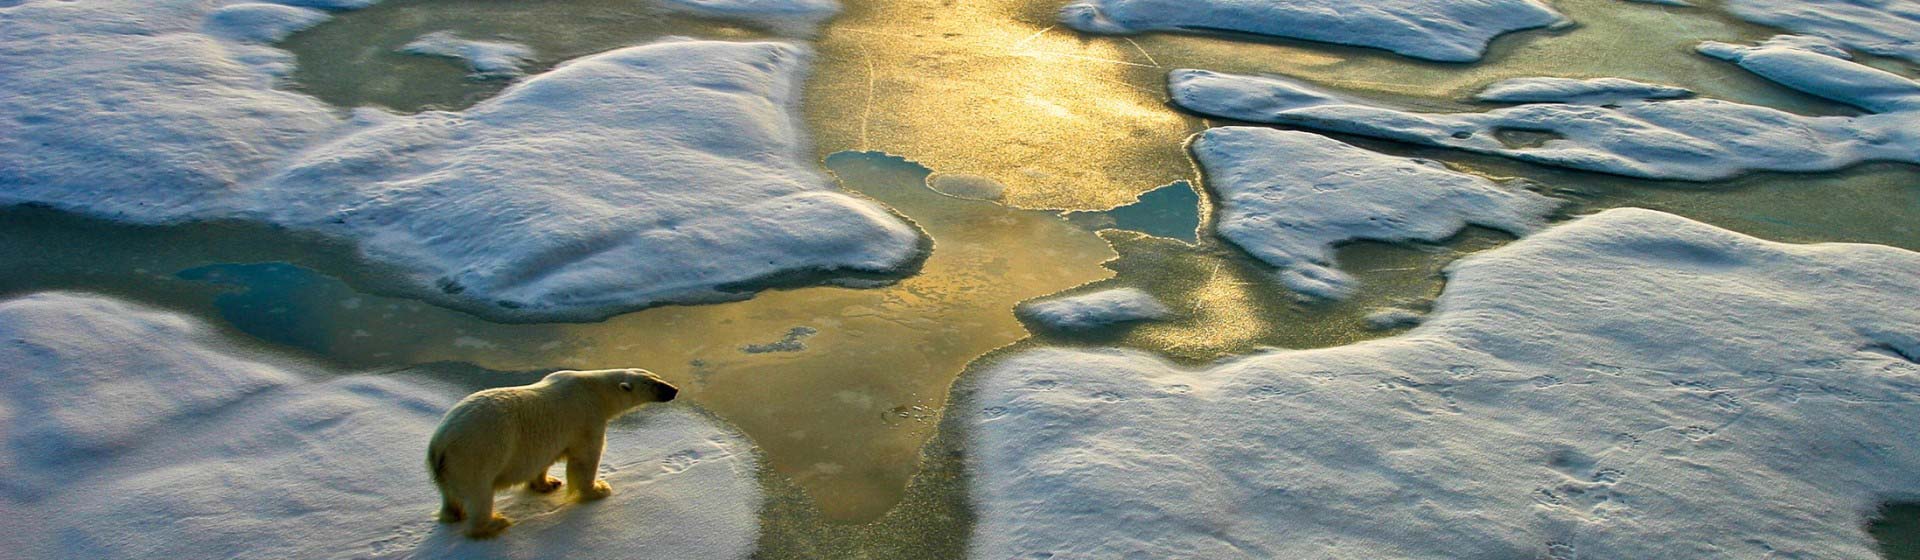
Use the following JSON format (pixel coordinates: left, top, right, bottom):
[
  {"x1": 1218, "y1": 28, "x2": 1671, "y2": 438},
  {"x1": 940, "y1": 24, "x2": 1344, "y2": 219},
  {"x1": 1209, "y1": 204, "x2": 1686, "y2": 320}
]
[{"x1": 428, "y1": 368, "x2": 680, "y2": 538}]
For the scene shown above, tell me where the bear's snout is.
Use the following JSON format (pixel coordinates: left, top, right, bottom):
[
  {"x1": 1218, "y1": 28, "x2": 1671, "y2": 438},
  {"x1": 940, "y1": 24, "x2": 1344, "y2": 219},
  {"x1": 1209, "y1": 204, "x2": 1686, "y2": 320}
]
[{"x1": 655, "y1": 381, "x2": 679, "y2": 402}]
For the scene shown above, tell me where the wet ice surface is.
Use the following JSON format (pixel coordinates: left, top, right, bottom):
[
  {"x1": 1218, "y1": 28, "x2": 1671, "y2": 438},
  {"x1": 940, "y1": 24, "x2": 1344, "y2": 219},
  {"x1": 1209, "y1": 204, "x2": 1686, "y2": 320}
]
[
  {"x1": 659, "y1": 0, "x2": 843, "y2": 36},
  {"x1": 971, "y1": 209, "x2": 1920, "y2": 559},
  {"x1": 0, "y1": 293, "x2": 764, "y2": 560},
  {"x1": 1063, "y1": 181, "x2": 1204, "y2": 243},
  {"x1": 1876, "y1": 504, "x2": 1920, "y2": 559}
]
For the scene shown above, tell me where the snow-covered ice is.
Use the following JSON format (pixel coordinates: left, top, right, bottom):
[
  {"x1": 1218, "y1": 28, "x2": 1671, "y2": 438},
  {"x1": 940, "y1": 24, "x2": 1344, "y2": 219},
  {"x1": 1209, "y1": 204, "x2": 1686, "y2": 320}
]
[
  {"x1": 0, "y1": 0, "x2": 344, "y2": 219},
  {"x1": 262, "y1": 40, "x2": 922, "y2": 319},
  {"x1": 1169, "y1": 36, "x2": 1920, "y2": 181},
  {"x1": 399, "y1": 31, "x2": 535, "y2": 79},
  {"x1": 969, "y1": 208, "x2": 1920, "y2": 559},
  {"x1": 1473, "y1": 77, "x2": 1693, "y2": 104},
  {"x1": 1725, "y1": 0, "x2": 1920, "y2": 65},
  {"x1": 1196, "y1": 127, "x2": 1561, "y2": 300},
  {"x1": 1018, "y1": 288, "x2": 1172, "y2": 330},
  {"x1": 1363, "y1": 307, "x2": 1424, "y2": 330},
  {"x1": 1698, "y1": 35, "x2": 1920, "y2": 113},
  {"x1": 0, "y1": 0, "x2": 923, "y2": 321},
  {"x1": 1057, "y1": 0, "x2": 1565, "y2": 62},
  {"x1": 0, "y1": 292, "x2": 764, "y2": 559},
  {"x1": 203, "y1": 3, "x2": 333, "y2": 44}
]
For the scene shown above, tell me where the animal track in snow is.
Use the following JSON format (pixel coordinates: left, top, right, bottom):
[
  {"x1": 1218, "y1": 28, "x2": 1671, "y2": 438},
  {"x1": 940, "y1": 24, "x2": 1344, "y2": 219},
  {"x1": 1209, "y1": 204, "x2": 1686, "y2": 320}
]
[{"x1": 661, "y1": 449, "x2": 702, "y2": 474}]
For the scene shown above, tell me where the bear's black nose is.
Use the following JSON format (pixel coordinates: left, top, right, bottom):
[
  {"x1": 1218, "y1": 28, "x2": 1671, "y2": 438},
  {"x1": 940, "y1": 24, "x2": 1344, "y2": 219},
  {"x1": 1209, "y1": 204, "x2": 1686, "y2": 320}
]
[{"x1": 657, "y1": 383, "x2": 679, "y2": 402}]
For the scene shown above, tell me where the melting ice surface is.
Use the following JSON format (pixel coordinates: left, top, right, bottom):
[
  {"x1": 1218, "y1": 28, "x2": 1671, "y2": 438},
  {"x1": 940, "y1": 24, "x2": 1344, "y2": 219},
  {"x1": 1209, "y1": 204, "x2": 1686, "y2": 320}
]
[
  {"x1": 148, "y1": 151, "x2": 1118, "y2": 523},
  {"x1": 1065, "y1": 181, "x2": 1204, "y2": 243},
  {"x1": 6, "y1": 0, "x2": 1920, "y2": 557}
]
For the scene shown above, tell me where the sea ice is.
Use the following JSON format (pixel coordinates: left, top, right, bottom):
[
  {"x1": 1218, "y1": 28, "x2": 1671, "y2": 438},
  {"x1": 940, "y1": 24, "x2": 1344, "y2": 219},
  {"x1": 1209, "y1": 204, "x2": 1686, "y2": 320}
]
[
  {"x1": 1057, "y1": 0, "x2": 1566, "y2": 62},
  {"x1": 1724, "y1": 0, "x2": 1920, "y2": 65},
  {"x1": 1473, "y1": 77, "x2": 1693, "y2": 104},
  {"x1": 1197, "y1": 127, "x2": 1561, "y2": 300},
  {"x1": 970, "y1": 208, "x2": 1920, "y2": 559},
  {"x1": 1017, "y1": 287, "x2": 1172, "y2": 330},
  {"x1": 1697, "y1": 35, "x2": 1920, "y2": 113},
  {"x1": 1363, "y1": 307, "x2": 1424, "y2": 330},
  {"x1": 0, "y1": 0, "x2": 343, "y2": 220},
  {"x1": 0, "y1": 292, "x2": 764, "y2": 559},
  {"x1": 1169, "y1": 36, "x2": 1920, "y2": 181},
  {"x1": 659, "y1": 0, "x2": 841, "y2": 35},
  {"x1": 1, "y1": 0, "x2": 923, "y2": 321},
  {"x1": 203, "y1": 3, "x2": 333, "y2": 43},
  {"x1": 262, "y1": 40, "x2": 923, "y2": 319},
  {"x1": 399, "y1": 31, "x2": 535, "y2": 79}
]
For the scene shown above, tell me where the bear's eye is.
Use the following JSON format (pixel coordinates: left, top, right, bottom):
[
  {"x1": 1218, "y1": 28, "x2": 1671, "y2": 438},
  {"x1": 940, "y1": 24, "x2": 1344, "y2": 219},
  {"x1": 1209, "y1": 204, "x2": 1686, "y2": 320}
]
[{"x1": 619, "y1": 382, "x2": 633, "y2": 392}]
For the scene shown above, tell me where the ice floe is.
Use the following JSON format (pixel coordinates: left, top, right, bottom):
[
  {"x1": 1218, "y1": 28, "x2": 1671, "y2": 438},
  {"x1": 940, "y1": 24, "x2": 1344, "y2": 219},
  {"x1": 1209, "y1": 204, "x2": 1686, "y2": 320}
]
[
  {"x1": 1698, "y1": 35, "x2": 1920, "y2": 113},
  {"x1": 1363, "y1": 307, "x2": 1424, "y2": 330},
  {"x1": 0, "y1": 292, "x2": 763, "y2": 559},
  {"x1": 1, "y1": 0, "x2": 922, "y2": 321},
  {"x1": 399, "y1": 31, "x2": 535, "y2": 79},
  {"x1": 1725, "y1": 0, "x2": 1920, "y2": 65},
  {"x1": 1057, "y1": 0, "x2": 1566, "y2": 62},
  {"x1": 1169, "y1": 36, "x2": 1920, "y2": 181},
  {"x1": 203, "y1": 3, "x2": 333, "y2": 43},
  {"x1": 261, "y1": 40, "x2": 922, "y2": 319},
  {"x1": 1018, "y1": 287, "x2": 1173, "y2": 330},
  {"x1": 0, "y1": 0, "x2": 344, "y2": 219},
  {"x1": 1473, "y1": 77, "x2": 1693, "y2": 104},
  {"x1": 969, "y1": 208, "x2": 1920, "y2": 559},
  {"x1": 1196, "y1": 127, "x2": 1561, "y2": 299}
]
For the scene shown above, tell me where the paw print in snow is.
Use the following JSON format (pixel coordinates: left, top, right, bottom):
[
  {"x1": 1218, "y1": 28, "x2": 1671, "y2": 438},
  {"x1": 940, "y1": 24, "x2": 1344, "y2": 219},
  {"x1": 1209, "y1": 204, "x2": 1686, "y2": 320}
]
[{"x1": 661, "y1": 449, "x2": 701, "y2": 474}]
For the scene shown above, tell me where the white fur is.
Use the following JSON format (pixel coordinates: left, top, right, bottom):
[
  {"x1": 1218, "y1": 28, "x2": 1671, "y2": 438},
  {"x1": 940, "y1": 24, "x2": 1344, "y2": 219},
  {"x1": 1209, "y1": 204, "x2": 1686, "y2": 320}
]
[{"x1": 427, "y1": 368, "x2": 678, "y2": 538}]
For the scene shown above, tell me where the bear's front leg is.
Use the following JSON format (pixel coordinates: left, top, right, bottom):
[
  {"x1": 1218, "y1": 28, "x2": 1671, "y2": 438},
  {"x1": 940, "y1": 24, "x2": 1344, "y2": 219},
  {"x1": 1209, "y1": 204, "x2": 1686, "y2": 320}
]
[{"x1": 567, "y1": 436, "x2": 612, "y2": 501}]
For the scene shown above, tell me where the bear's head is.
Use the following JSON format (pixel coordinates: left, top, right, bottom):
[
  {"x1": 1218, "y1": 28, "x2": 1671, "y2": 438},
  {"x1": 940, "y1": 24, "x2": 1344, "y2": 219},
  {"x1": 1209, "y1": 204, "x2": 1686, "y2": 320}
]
[
  {"x1": 553, "y1": 368, "x2": 679, "y2": 417},
  {"x1": 614, "y1": 368, "x2": 679, "y2": 404}
]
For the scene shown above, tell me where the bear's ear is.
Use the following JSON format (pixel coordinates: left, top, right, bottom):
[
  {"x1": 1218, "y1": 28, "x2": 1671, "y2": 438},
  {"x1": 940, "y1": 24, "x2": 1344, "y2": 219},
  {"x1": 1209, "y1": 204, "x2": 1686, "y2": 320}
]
[{"x1": 619, "y1": 382, "x2": 633, "y2": 392}]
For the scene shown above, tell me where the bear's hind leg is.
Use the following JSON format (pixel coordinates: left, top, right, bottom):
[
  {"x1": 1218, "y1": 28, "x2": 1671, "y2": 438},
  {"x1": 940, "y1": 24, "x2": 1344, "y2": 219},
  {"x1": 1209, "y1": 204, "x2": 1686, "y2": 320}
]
[
  {"x1": 461, "y1": 487, "x2": 513, "y2": 539},
  {"x1": 437, "y1": 493, "x2": 465, "y2": 523}
]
